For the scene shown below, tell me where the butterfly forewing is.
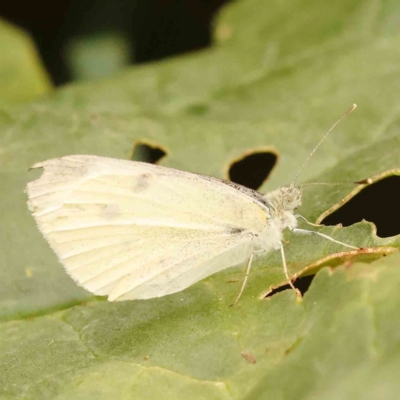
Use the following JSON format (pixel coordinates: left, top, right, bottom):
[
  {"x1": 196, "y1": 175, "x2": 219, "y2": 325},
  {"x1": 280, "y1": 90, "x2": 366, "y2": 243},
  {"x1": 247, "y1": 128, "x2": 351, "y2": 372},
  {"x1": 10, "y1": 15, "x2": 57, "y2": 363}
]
[{"x1": 26, "y1": 155, "x2": 266, "y2": 300}]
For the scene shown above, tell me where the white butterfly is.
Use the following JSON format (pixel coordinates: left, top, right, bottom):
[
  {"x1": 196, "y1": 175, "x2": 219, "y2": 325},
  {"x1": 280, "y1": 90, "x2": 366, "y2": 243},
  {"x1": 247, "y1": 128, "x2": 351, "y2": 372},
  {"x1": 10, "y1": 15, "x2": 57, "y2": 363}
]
[{"x1": 26, "y1": 105, "x2": 358, "y2": 303}]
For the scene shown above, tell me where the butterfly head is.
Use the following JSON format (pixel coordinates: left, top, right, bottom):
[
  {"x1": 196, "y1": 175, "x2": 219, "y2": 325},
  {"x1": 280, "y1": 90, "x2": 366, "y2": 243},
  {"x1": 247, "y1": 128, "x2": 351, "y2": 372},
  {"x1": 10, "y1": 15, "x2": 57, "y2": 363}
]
[
  {"x1": 264, "y1": 185, "x2": 302, "y2": 213},
  {"x1": 281, "y1": 185, "x2": 302, "y2": 211},
  {"x1": 258, "y1": 185, "x2": 302, "y2": 243}
]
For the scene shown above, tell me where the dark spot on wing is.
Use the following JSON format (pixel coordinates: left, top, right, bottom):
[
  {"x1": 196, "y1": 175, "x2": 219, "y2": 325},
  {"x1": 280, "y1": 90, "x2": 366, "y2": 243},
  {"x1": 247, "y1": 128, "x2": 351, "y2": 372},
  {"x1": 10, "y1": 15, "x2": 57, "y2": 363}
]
[
  {"x1": 133, "y1": 173, "x2": 152, "y2": 193},
  {"x1": 228, "y1": 149, "x2": 278, "y2": 190},
  {"x1": 227, "y1": 227, "x2": 244, "y2": 235}
]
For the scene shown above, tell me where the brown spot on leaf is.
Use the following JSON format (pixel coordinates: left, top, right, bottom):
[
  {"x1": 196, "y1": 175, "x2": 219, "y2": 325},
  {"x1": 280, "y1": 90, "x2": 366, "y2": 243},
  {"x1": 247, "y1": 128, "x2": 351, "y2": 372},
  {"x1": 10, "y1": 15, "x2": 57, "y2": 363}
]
[
  {"x1": 354, "y1": 177, "x2": 373, "y2": 185},
  {"x1": 241, "y1": 352, "x2": 256, "y2": 364}
]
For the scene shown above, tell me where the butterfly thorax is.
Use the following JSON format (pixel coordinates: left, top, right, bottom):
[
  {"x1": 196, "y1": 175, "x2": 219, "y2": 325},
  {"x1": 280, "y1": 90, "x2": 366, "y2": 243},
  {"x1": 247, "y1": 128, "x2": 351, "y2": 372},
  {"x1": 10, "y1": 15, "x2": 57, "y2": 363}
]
[{"x1": 254, "y1": 186, "x2": 302, "y2": 252}]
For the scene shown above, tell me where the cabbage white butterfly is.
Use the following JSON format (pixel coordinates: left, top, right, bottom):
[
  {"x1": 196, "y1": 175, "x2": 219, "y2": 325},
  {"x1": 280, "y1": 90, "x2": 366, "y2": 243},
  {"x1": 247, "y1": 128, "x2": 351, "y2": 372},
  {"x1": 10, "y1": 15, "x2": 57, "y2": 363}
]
[{"x1": 26, "y1": 105, "x2": 357, "y2": 303}]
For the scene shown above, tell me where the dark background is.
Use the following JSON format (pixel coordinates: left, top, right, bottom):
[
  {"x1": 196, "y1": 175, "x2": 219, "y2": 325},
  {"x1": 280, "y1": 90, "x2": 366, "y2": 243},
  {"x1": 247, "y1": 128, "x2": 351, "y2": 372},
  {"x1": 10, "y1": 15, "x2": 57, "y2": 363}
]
[{"x1": 1, "y1": 0, "x2": 230, "y2": 85}]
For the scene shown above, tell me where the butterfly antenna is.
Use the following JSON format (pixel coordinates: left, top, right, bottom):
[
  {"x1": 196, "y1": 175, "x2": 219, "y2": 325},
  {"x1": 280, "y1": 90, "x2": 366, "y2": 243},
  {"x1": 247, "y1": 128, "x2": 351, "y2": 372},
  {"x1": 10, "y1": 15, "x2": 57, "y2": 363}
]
[
  {"x1": 291, "y1": 104, "x2": 357, "y2": 187},
  {"x1": 300, "y1": 182, "x2": 355, "y2": 187}
]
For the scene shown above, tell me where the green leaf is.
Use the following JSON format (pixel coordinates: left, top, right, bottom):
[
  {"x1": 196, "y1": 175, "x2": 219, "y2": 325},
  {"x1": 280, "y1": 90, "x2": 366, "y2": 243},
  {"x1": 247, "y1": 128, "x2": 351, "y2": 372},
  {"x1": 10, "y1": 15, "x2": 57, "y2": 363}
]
[
  {"x1": 1, "y1": 0, "x2": 399, "y2": 398},
  {"x1": 0, "y1": 18, "x2": 52, "y2": 105}
]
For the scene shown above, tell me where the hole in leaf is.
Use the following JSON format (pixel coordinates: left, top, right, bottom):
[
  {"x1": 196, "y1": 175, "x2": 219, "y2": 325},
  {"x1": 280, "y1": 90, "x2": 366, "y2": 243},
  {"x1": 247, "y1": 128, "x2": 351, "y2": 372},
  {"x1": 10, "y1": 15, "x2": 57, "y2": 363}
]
[
  {"x1": 229, "y1": 151, "x2": 277, "y2": 190},
  {"x1": 265, "y1": 275, "x2": 314, "y2": 298},
  {"x1": 322, "y1": 176, "x2": 400, "y2": 238},
  {"x1": 131, "y1": 142, "x2": 167, "y2": 164}
]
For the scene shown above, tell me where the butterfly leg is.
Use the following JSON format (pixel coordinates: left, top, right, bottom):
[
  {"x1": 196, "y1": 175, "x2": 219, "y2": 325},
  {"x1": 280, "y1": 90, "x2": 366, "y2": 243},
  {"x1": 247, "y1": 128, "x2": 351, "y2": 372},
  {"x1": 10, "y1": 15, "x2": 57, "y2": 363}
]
[
  {"x1": 231, "y1": 251, "x2": 255, "y2": 306},
  {"x1": 295, "y1": 214, "x2": 320, "y2": 227},
  {"x1": 280, "y1": 245, "x2": 302, "y2": 298},
  {"x1": 292, "y1": 228, "x2": 358, "y2": 249}
]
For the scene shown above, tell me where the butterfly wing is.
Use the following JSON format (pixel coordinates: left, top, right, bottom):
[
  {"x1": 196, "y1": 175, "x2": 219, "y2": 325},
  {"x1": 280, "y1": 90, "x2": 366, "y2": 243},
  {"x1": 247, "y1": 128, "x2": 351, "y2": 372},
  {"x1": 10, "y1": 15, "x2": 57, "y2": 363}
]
[{"x1": 26, "y1": 155, "x2": 266, "y2": 300}]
